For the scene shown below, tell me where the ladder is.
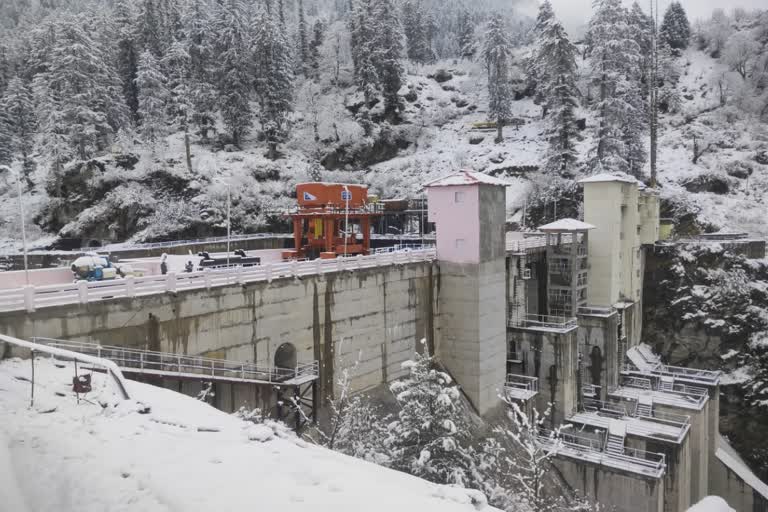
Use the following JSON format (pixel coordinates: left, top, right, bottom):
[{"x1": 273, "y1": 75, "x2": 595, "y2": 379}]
[
  {"x1": 605, "y1": 420, "x2": 626, "y2": 456},
  {"x1": 659, "y1": 376, "x2": 674, "y2": 392}
]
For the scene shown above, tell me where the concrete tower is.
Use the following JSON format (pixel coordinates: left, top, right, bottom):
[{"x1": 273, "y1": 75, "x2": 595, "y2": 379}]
[{"x1": 425, "y1": 170, "x2": 508, "y2": 415}]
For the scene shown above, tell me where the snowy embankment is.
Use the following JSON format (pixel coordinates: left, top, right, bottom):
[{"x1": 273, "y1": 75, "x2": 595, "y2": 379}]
[{"x1": 0, "y1": 356, "x2": 498, "y2": 512}]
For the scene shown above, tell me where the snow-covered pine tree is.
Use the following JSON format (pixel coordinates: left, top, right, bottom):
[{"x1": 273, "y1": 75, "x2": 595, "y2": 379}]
[
  {"x1": 526, "y1": 0, "x2": 555, "y2": 113},
  {"x1": 627, "y1": 1, "x2": 653, "y2": 91},
  {"x1": 0, "y1": 100, "x2": 12, "y2": 167},
  {"x1": 136, "y1": 49, "x2": 169, "y2": 147},
  {"x1": 587, "y1": 0, "x2": 646, "y2": 176},
  {"x1": 137, "y1": 0, "x2": 163, "y2": 56},
  {"x1": 538, "y1": 16, "x2": 580, "y2": 176},
  {"x1": 456, "y1": 7, "x2": 476, "y2": 59},
  {"x1": 163, "y1": 41, "x2": 193, "y2": 171},
  {"x1": 212, "y1": 0, "x2": 253, "y2": 147},
  {"x1": 114, "y1": 0, "x2": 140, "y2": 122},
  {"x1": 308, "y1": 20, "x2": 325, "y2": 80},
  {"x1": 387, "y1": 351, "x2": 474, "y2": 486},
  {"x1": 253, "y1": 7, "x2": 294, "y2": 159},
  {"x1": 349, "y1": 0, "x2": 378, "y2": 104},
  {"x1": 181, "y1": 0, "x2": 217, "y2": 141},
  {"x1": 35, "y1": 15, "x2": 127, "y2": 163},
  {"x1": 297, "y1": 0, "x2": 310, "y2": 75},
  {"x1": 482, "y1": 13, "x2": 513, "y2": 143},
  {"x1": 660, "y1": 1, "x2": 690, "y2": 52},
  {"x1": 0, "y1": 77, "x2": 37, "y2": 185},
  {"x1": 402, "y1": 0, "x2": 435, "y2": 65},
  {"x1": 371, "y1": 0, "x2": 405, "y2": 121}
]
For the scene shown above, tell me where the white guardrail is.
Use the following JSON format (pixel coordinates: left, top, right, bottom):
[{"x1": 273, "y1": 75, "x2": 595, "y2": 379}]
[{"x1": 0, "y1": 248, "x2": 437, "y2": 313}]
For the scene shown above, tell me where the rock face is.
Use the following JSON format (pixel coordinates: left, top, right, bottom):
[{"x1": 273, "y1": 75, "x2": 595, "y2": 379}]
[
  {"x1": 321, "y1": 127, "x2": 411, "y2": 170},
  {"x1": 681, "y1": 173, "x2": 730, "y2": 194}
]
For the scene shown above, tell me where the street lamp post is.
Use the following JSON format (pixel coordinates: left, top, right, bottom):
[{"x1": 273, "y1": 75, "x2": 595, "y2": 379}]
[
  {"x1": 343, "y1": 185, "x2": 350, "y2": 258},
  {"x1": 0, "y1": 165, "x2": 29, "y2": 286},
  {"x1": 226, "y1": 182, "x2": 231, "y2": 269}
]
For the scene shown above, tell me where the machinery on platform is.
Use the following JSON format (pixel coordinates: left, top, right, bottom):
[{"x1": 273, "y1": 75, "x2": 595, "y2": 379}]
[
  {"x1": 283, "y1": 183, "x2": 381, "y2": 260},
  {"x1": 71, "y1": 254, "x2": 119, "y2": 281}
]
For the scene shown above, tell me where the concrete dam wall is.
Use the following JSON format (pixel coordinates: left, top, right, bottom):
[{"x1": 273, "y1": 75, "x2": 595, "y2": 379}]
[{"x1": 0, "y1": 261, "x2": 437, "y2": 404}]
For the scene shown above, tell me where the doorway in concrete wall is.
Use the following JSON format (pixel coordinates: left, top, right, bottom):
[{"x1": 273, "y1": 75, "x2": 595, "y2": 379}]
[{"x1": 274, "y1": 343, "x2": 297, "y2": 370}]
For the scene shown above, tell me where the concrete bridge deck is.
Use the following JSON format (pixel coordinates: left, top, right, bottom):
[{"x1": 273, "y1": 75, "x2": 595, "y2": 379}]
[{"x1": 0, "y1": 248, "x2": 437, "y2": 313}]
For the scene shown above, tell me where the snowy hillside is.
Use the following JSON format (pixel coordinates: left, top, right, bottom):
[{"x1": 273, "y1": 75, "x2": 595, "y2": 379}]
[
  {"x1": 0, "y1": 356, "x2": 498, "y2": 512},
  {"x1": 0, "y1": 1, "x2": 765, "y2": 249}
]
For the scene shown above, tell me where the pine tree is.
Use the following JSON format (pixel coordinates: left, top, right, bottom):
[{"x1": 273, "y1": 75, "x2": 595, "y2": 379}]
[
  {"x1": 627, "y1": 1, "x2": 653, "y2": 90},
  {"x1": 182, "y1": 0, "x2": 217, "y2": 140},
  {"x1": 136, "y1": 49, "x2": 169, "y2": 146},
  {"x1": 114, "y1": 0, "x2": 140, "y2": 122},
  {"x1": 587, "y1": 0, "x2": 646, "y2": 176},
  {"x1": 526, "y1": 0, "x2": 555, "y2": 111},
  {"x1": 371, "y1": 0, "x2": 405, "y2": 121},
  {"x1": 456, "y1": 8, "x2": 476, "y2": 59},
  {"x1": 308, "y1": 20, "x2": 325, "y2": 80},
  {"x1": 349, "y1": 0, "x2": 378, "y2": 104},
  {"x1": 137, "y1": 0, "x2": 163, "y2": 56},
  {"x1": 402, "y1": 1, "x2": 435, "y2": 65},
  {"x1": 163, "y1": 41, "x2": 193, "y2": 171},
  {"x1": 253, "y1": 7, "x2": 294, "y2": 159},
  {"x1": 212, "y1": 0, "x2": 253, "y2": 147},
  {"x1": 297, "y1": 0, "x2": 310, "y2": 75},
  {"x1": 387, "y1": 352, "x2": 474, "y2": 486},
  {"x1": 482, "y1": 14, "x2": 513, "y2": 143},
  {"x1": 660, "y1": 1, "x2": 690, "y2": 52},
  {"x1": 35, "y1": 16, "x2": 128, "y2": 163},
  {"x1": 538, "y1": 17, "x2": 580, "y2": 175},
  {"x1": 0, "y1": 77, "x2": 37, "y2": 185},
  {"x1": 0, "y1": 100, "x2": 13, "y2": 167}
]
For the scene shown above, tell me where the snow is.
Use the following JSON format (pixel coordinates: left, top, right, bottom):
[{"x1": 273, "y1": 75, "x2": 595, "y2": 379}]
[
  {"x1": 577, "y1": 173, "x2": 639, "y2": 184},
  {"x1": 686, "y1": 496, "x2": 735, "y2": 512},
  {"x1": 0, "y1": 356, "x2": 500, "y2": 512},
  {"x1": 537, "y1": 218, "x2": 595, "y2": 232},
  {"x1": 716, "y1": 435, "x2": 768, "y2": 501},
  {"x1": 423, "y1": 170, "x2": 510, "y2": 188}
]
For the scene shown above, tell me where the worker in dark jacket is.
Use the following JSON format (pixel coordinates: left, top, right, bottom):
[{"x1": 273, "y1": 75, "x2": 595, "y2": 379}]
[{"x1": 160, "y1": 254, "x2": 168, "y2": 275}]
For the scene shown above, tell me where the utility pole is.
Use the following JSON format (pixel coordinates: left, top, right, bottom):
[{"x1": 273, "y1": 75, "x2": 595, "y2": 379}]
[
  {"x1": 649, "y1": 0, "x2": 659, "y2": 188},
  {"x1": 0, "y1": 165, "x2": 29, "y2": 286}
]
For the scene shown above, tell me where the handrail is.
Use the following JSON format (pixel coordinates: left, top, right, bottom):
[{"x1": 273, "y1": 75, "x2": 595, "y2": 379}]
[
  {"x1": 509, "y1": 313, "x2": 578, "y2": 330},
  {"x1": 0, "y1": 248, "x2": 437, "y2": 313},
  {"x1": 31, "y1": 338, "x2": 319, "y2": 385},
  {"x1": 0, "y1": 334, "x2": 131, "y2": 400}
]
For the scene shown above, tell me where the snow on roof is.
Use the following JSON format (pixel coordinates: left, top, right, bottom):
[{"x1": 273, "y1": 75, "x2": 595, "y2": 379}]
[
  {"x1": 423, "y1": 170, "x2": 509, "y2": 188},
  {"x1": 578, "y1": 173, "x2": 639, "y2": 185},
  {"x1": 538, "y1": 218, "x2": 596, "y2": 232},
  {"x1": 0, "y1": 357, "x2": 500, "y2": 512},
  {"x1": 686, "y1": 496, "x2": 735, "y2": 512},
  {"x1": 716, "y1": 435, "x2": 768, "y2": 500}
]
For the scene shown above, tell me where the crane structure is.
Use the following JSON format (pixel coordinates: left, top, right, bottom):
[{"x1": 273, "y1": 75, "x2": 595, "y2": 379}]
[{"x1": 282, "y1": 183, "x2": 381, "y2": 260}]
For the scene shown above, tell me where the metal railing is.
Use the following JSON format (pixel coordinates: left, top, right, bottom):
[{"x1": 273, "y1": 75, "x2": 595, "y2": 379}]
[
  {"x1": 32, "y1": 338, "x2": 319, "y2": 384},
  {"x1": 0, "y1": 334, "x2": 131, "y2": 400},
  {"x1": 504, "y1": 374, "x2": 538, "y2": 395},
  {"x1": 537, "y1": 427, "x2": 666, "y2": 477},
  {"x1": 578, "y1": 306, "x2": 616, "y2": 316},
  {"x1": 508, "y1": 313, "x2": 578, "y2": 330},
  {"x1": 0, "y1": 248, "x2": 437, "y2": 313},
  {"x1": 583, "y1": 398, "x2": 629, "y2": 418},
  {"x1": 84, "y1": 233, "x2": 293, "y2": 252},
  {"x1": 617, "y1": 375, "x2": 709, "y2": 407}
]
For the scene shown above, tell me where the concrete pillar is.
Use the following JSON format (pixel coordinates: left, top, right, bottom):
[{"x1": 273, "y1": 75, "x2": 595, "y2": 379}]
[{"x1": 426, "y1": 171, "x2": 508, "y2": 415}]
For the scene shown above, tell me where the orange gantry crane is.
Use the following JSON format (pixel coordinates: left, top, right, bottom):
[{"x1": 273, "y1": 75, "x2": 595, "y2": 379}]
[{"x1": 282, "y1": 183, "x2": 381, "y2": 260}]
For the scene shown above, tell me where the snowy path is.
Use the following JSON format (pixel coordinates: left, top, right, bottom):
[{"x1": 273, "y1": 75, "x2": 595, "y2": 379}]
[{"x1": 0, "y1": 357, "x2": 497, "y2": 512}]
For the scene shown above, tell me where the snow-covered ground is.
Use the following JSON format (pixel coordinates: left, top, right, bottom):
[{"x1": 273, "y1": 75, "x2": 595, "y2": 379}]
[{"x1": 0, "y1": 356, "x2": 498, "y2": 512}]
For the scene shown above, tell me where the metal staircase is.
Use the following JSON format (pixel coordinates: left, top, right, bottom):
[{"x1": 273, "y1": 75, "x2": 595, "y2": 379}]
[
  {"x1": 659, "y1": 376, "x2": 674, "y2": 392},
  {"x1": 605, "y1": 420, "x2": 627, "y2": 456},
  {"x1": 636, "y1": 396, "x2": 653, "y2": 418}
]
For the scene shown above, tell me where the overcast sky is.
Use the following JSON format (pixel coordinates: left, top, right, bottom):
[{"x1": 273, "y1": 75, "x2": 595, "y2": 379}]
[{"x1": 544, "y1": 0, "x2": 766, "y2": 36}]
